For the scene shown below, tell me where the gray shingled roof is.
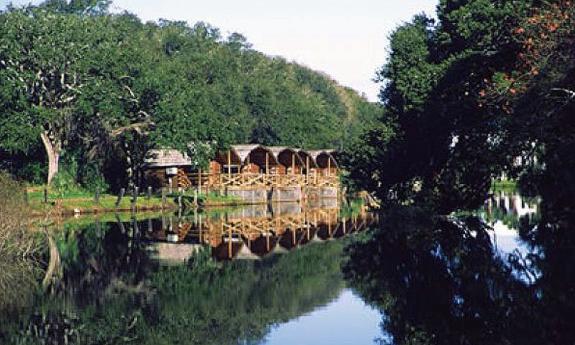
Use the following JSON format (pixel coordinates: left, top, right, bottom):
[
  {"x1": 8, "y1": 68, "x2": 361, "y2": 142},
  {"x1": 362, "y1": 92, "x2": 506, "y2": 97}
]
[
  {"x1": 145, "y1": 146, "x2": 337, "y2": 168},
  {"x1": 146, "y1": 149, "x2": 192, "y2": 167},
  {"x1": 267, "y1": 146, "x2": 305, "y2": 166}
]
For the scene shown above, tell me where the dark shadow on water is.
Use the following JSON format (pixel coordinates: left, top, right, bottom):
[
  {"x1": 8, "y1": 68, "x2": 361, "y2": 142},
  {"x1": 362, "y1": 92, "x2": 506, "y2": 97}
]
[{"x1": 343, "y1": 205, "x2": 575, "y2": 345}]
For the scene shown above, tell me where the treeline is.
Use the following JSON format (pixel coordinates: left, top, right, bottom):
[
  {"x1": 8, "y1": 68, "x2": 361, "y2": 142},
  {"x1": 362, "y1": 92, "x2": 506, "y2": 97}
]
[
  {"x1": 0, "y1": 0, "x2": 381, "y2": 190},
  {"x1": 346, "y1": 0, "x2": 574, "y2": 215}
]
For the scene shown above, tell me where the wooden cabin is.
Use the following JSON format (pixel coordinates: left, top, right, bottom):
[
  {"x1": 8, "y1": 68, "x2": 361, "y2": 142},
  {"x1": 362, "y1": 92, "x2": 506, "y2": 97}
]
[
  {"x1": 144, "y1": 145, "x2": 339, "y2": 191},
  {"x1": 308, "y1": 150, "x2": 338, "y2": 177},
  {"x1": 268, "y1": 147, "x2": 305, "y2": 175},
  {"x1": 144, "y1": 149, "x2": 193, "y2": 190}
]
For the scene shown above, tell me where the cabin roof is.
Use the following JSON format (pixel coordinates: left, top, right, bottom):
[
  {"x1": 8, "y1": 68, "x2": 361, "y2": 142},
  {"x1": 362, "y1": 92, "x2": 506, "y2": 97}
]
[
  {"x1": 231, "y1": 144, "x2": 279, "y2": 165},
  {"x1": 267, "y1": 146, "x2": 305, "y2": 166},
  {"x1": 307, "y1": 150, "x2": 339, "y2": 168},
  {"x1": 145, "y1": 145, "x2": 337, "y2": 168},
  {"x1": 146, "y1": 149, "x2": 192, "y2": 167},
  {"x1": 231, "y1": 144, "x2": 262, "y2": 163}
]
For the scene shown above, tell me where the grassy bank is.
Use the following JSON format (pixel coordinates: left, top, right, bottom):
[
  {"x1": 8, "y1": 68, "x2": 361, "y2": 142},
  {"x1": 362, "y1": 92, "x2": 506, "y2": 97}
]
[
  {"x1": 491, "y1": 179, "x2": 517, "y2": 192},
  {"x1": 26, "y1": 187, "x2": 178, "y2": 216},
  {"x1": 25, "y1": 187, "x2": 248, "y2": 216}
]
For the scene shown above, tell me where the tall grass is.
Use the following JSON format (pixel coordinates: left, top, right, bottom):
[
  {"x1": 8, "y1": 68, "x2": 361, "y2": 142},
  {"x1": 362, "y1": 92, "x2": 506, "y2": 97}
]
[{"x1": 0, "y1": 172, "x2": 42, "y2": 312}]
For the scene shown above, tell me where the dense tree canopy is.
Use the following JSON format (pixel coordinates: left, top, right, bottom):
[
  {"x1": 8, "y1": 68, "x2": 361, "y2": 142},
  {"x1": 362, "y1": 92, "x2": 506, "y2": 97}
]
[
  {"x1": 343, "y1": 2, "x2": 575, "y2": 342},
  {"x1": 0, "y1": 1, "x2": 381, "y2": 188},
  {"x1": 345, "y1": 0, "x2": 574, "y2": 215}
]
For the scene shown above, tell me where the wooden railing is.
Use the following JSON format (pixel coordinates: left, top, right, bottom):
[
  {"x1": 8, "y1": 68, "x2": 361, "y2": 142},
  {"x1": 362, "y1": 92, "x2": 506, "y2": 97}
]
[{"x1": 184, "y1": 172, "x2": 338, "y2": 189}]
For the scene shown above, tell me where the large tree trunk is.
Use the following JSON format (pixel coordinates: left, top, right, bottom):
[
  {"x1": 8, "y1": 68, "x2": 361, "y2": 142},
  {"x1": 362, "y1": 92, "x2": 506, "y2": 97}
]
[{"x1": 41, "y1": 132, "x2": 61, "y2": 185}]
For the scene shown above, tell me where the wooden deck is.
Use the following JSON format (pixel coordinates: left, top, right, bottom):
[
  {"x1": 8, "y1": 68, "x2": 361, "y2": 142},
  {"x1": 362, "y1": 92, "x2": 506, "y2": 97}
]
[{"x1": 183, "y1": 172, "x2": 338, "y2": 190}]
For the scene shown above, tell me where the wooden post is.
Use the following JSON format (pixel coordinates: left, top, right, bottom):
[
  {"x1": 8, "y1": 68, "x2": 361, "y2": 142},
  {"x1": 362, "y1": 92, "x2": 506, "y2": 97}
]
[
  {"x1": 306, "y1": 156, "x2": 310, "y2": 184},
  {"x1": 327, "y1": 155, "x2": 331, "y2": 177},
  {"x1": 115, "y1": 188, "x2": 125, "y2": 208},
  {"x1": 265, "y1": 152, "x2": 269, "y2": 175},
  {"x1": 43, "y1": 187, "x2": 48, "y2": 204},
  {"x1": 291, "y1": 154, "x2": 295, "y2": 175},
  {"x1": 131, "y1": 187, "x2": 138, "y2": 212},
  {"x1": 199, "y1": 214, "x2": 203, "y2": 243},
  {"x1": 147, "y1": 186, "x2": 152, "y2": 200},
  {"x1": 227, "y1": 150, "x2": 231, "y2": 178},
  {"x1": 198, "y1": 168, "x2": 202, "y2": 194},
  {"x1": 94, "y1": 188, "x2": 100, "y2": 204},
  {"x1": 161, "y1": 187, "x2": 167, "y2": 208}
]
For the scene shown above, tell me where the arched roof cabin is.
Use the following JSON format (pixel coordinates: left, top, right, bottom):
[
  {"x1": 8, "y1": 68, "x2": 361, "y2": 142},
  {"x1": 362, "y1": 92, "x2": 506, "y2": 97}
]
[
  {"x1": 308, "y1": 150, "x2": 338, "y2": 176},
  {"x1": 232, "y1": 145, "x2": 279, "y2": 174},
  {"x1": 268, "y1": 147, "x2": 305, "y2": 174}
]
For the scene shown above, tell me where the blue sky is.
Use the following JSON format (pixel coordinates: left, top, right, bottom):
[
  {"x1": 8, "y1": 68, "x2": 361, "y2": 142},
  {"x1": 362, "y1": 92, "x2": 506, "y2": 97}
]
[{"x1": 1, "y1": 0, "x2": 437, "y2": 101}]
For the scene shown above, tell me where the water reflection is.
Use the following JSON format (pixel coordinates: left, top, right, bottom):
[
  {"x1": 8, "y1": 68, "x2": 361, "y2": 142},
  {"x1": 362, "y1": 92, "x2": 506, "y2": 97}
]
[
  {"x1": 344, "y1": 199, "x2": 575, "y2": 345},
  {"x1": 146, "y1": 203, "x2": 375, "y2": 262},
  {"x1": 0, "y1": 203, "x2": 379, "y2": 345},
  {"x1": 482, "y1": 190, "x2": 540, "y2": 256},
  {"x1": 483, "y1": 190, "x2": 539, "y2": 230}
]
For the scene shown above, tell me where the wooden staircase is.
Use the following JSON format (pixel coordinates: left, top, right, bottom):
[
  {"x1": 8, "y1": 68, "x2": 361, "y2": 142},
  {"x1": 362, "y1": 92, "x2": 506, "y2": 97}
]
[{"x1": 177, "y1": 169, "x2": 192, "y2": 190}]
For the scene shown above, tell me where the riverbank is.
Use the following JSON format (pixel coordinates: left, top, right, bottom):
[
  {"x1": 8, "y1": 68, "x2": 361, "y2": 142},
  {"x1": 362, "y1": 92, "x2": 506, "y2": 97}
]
[
  {"x1": 27, "y1": 188, "x2": 178, "y2": 216},
  {"x1": 491, "y1": 179, "x2": 517, "y2": 192},
  {"x1": 26, "y1": 188, "x2": 248, "y2": 217}
]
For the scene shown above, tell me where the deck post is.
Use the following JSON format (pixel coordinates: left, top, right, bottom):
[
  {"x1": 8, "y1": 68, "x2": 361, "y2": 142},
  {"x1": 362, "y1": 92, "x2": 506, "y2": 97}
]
[
  {"x1": 291, "y1": 154, "x2": 295, "y2": 175},
  {"x1": 328, "y1": 156, "x2": 331, "y2": 177},
  {"x1": 227, "y1": 151, "x2": 231, "y2": 178},
  {"x1": 265, "y1": 152, "x2": 269, "y2": 175},
  {"x1": 115, "y1": 188, "x2": 125, "y2": 208},
  {"x1": 306, "y1": 156, "x2": 310, "y2": 184},
  {"x1": 198, "y1": 168, "x2": 202, "y2": 194}
]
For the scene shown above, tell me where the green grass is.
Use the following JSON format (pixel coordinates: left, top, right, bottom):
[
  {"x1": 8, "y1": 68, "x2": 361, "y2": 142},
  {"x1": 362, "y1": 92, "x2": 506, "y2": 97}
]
[
  {"x1": 201, "y1": 192, "x2": 242, "y2": 204},
  {"x1": 27, "y1": 187, "x2": 177, "y2": 215},
  {"x1": 491, "y1": 179, "x2": 517, "y2": 192}
]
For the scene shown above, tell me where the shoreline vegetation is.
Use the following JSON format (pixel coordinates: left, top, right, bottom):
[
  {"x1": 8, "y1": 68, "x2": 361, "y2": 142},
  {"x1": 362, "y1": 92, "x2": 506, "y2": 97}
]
[
  {"x1": 491, "y1": 179, "x2": 518, "y2": 191},
  {"x1": 25, "y1": 186, "x2": 249, "y2": 217},
  {"x1": 0, "y1": 174, "x2": 43, "y2": 313}
]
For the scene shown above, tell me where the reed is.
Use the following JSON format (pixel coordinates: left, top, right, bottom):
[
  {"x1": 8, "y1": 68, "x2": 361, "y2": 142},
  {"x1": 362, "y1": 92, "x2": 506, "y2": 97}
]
[{"x1": 0, "y1": 173, "x2": 42, "y2": 312}]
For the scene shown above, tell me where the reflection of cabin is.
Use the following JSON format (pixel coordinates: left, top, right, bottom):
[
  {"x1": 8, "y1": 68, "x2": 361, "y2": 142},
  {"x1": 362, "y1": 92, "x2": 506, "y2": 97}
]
[
  {"x1": 143, "y1": 206, "x2": 376, "y2": 261},
  {"x1": 144, "y1": 144, "x2": 340, "y2": 196}
]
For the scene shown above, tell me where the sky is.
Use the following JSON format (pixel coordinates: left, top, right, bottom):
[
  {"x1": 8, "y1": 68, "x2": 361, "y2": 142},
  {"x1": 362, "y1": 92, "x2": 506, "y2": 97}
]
[{"x1": 1, "y1": 0, "x2": 438, "y2": 101}]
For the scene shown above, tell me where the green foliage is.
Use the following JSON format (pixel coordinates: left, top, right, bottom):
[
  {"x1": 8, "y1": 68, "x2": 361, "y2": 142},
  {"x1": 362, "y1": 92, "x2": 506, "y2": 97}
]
[
  {"x1": 0, "y1": 2, "x2": 380, "y2": 188},
  {"x1": 346, "y1": 0, "x2": 560, "y2": 213},
  {"x1": 51, "y1": 159, "x2": 82, "y2": 196}
]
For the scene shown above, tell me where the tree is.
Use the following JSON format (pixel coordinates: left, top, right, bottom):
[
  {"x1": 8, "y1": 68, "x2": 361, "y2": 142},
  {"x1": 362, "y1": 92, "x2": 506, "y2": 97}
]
[
  {"x1": 346, "y1": 0, "x2": 535, "y2": 212},
  {"x1": 0, "y1": 8, "x2": 108, "y2": 184}
]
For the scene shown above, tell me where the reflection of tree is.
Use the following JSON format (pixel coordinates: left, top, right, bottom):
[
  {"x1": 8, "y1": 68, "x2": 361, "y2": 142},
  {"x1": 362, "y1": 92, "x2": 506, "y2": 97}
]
[
  {"x1": 144, "y1": 241, "x2": 345, "y2": 345},
  {"x1": 53, "y1": 220, "x2": 153, "y2": 304},
  {"x1": 481, "y1": 191, "x2": 540, "y2": 231},
  {"x1": 1, "y1": 221, "x2": 346, "y2": 345},
  {"x1": 343, "y1": 206, "x2": 575, "y2": 345}
]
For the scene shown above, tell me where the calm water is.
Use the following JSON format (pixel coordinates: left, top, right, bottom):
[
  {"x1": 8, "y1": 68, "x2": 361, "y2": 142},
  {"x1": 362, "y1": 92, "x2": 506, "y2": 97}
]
[{"x1": 0, "y1": 192, "x2": 552, "y2": 345}]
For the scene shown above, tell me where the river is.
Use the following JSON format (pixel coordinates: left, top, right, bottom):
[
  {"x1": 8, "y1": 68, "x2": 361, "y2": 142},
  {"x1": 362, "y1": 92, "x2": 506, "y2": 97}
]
[{"x1": 0, "y1": 191, "x2": 554, "y2": 344}]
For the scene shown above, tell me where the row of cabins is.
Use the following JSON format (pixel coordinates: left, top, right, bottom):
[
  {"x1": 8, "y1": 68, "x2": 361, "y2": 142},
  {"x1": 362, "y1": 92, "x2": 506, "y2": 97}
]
[{"x1": 144, "y1": 145, "x2": 340, "y2": 202}]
